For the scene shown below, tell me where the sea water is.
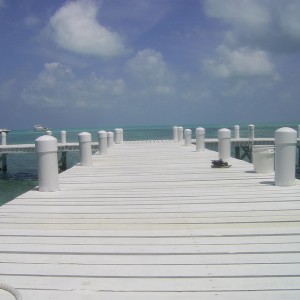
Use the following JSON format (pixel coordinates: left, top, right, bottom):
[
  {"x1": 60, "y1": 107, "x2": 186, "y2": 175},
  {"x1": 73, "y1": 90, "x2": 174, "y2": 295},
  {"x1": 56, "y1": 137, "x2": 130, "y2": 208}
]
[{"x1": 1, "y1": 123, "x2": 299, "y2": 206}]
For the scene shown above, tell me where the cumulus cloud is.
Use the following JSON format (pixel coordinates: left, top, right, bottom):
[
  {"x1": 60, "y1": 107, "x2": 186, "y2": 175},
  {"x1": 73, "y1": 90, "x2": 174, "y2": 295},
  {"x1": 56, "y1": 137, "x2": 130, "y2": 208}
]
[
  {"x1": 0, "y1": 79, "x2": 16, "y2": 102},
  {"x1": 280, "y1": 2, "x2": 300, "y2": 39},
  {"x1": 204, "y1": 46, "x2": 277, "y2": 79},
  {"x1": 203, "y1": 0, "x2": 271, "y2": 33},
  {"x1": 0, "y1": 0, "x2": 5, "y2": 9},
  {"x1": 22, "y1": 62, "x2": 125, "y2": 108},
  {"x1": 24, "y1": 15, "x2": 39, "y2": 27},
  {"x1": 203, "y1": 0, "x2": 300, "y2": 53},
  {"x1": 48, "y1": 0, "x2": 126, "y2": 58},
  {"x1": 126, "y1": 49, "x2": 176, "y2": 96}
]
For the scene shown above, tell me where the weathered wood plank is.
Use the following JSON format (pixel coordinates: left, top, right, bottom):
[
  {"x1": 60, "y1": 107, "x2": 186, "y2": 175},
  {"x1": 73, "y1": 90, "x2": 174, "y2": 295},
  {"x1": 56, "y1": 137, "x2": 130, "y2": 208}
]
[{"x1": 1, "y1": 140, "x2": 300, "y2": 299}]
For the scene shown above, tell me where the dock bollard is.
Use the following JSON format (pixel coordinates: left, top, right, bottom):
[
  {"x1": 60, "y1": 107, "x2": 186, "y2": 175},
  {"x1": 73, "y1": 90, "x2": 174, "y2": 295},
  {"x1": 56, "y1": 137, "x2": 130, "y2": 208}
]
[
  {"x1": 184, "y1": 129, "x2": 192, "y2": 146},
  {"x1": 78, "y1": 132, "x2": 93, "y2": 166},
  {"x1": 275, "y1": 127, "x2": 297, "y2": 187},
  {"x1": 114, "y1": 128, "x2": 121, "y2": 144},
  {"x1": 1, "y1": 132, "x2": 6, "y2": 145},
  {"x1": 298, "y1": 125, "x2": 300, "y2": 139},
  {"x1": 107, "y1": 131, "x2": 114, "y2": 148},
  {"x1": 196, "y1": 127, "x2": 205, "y2": 152},
  {"x1": 218, "y1": 128, "x2": 231, "y2": 161},
  {"x1": 35, "y1": 135, "x2": 59, "y2": 192},
  {"x1": 249, "y1": 124, "x2": 254, "y2": 141},
  {"x1": 177, "y1": 127, "x2": 184, "y2": 143},
  {"x1": 234, "y1": 125, "x2": 240, "y2": 139},
  {"x1": 173, "y1": 126, "x2": 178, "y2": 142},
  {"x1": 98, "y1": 131, "x2": 108, "y2": 155},
  {"x1": 61, "y1": 131, "x2": 66, "y2": 144},
  {"x1": 46, "y1": 130, "x2": 52, "y2": 136},
  {"x1": 120, "y1": 128, "x2": 124, "y2": 143}
]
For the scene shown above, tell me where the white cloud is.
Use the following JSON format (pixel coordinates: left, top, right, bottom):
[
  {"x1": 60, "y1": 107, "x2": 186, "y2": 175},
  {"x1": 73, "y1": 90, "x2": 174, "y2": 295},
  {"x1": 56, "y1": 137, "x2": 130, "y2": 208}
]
[
  {"x1": 126, "y1": 49, "x2": 176, "y2": 96},
  {"x1": 0, "y1": 79, "x2": 16, "y2": 102},
  {"x1": 204, "y1": 46, "x2": 277, "y2": 79},
  {"x1": 24, "y1": 15, "x2": 40, "y2": 27},
  {"x1": 0, "y1": 0, "x2": 5, "y2": 9},
  {"x1": 203, "y1": 0, "x2": 271, "y2": 33},
  {"x1": 49, "y1": 0, "x2": 126, "y2": 58},
  {"x1": 22, "y1": 62, "x2": 125, "y2": 108},
  {"x1": 280, "y1": 2, "x2": 300, "y2": 39}
]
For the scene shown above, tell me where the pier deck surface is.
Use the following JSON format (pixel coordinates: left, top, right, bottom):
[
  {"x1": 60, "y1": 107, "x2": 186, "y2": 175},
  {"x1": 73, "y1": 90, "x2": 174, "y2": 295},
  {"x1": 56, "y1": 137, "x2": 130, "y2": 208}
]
[{"x1": 1, "y1": 140, "x2": 300, "y2": 299}]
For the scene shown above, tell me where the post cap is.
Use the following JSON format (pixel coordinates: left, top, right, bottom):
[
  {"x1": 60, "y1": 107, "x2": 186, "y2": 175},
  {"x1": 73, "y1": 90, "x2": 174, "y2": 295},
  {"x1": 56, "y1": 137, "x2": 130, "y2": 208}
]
[
  {"x1": 218, "y1": 128, "x2": 231, "y2": 139},
  {"x1": 98, "y1": 130, "x2": 107, "y2": 138},
  {"x1": 107, "y1": 131, "x2": 114, "y2": 137},
  {"x1": 35, "y1": 135, "x2": 58, "y2": 153},
  {"x1": 196, "y1": 127, "x2": 205, "y2": 135},
  {"x1": 275, "y1": 127, "x2": 297, "y2": 144},
  {"x1": 78, "y1": 132, "x2": 92, "y2": 143},
  {"x1": 234, "y1": 125, "x2": 240, "y2": 129}
]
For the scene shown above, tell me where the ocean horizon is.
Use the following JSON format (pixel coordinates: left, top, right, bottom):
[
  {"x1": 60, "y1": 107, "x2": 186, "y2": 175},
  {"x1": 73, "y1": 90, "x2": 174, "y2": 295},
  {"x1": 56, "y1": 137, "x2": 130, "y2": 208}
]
[{"x1": 1, "y1": 122, "x2": 299, "y2": 206}]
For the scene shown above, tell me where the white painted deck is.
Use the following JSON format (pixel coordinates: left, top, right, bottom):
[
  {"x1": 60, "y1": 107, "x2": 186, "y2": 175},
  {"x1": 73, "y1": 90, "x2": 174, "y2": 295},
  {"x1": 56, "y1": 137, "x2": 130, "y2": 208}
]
[{"x1": 1, "y1": 140, "x2": 300, "y2": 299}]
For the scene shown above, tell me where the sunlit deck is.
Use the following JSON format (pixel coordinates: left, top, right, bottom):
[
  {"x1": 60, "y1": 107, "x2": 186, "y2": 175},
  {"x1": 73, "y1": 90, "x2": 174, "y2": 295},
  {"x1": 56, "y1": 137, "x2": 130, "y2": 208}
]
[{"x1": 1, "y1": 140, "x2": 300, "y2": 299}]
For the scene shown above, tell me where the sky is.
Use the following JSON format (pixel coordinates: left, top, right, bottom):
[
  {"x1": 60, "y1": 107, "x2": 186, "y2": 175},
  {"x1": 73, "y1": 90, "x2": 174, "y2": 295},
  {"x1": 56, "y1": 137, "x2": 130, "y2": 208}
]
[{"x1": 1, "y1": 0, "x2": 300, "y2": 129}]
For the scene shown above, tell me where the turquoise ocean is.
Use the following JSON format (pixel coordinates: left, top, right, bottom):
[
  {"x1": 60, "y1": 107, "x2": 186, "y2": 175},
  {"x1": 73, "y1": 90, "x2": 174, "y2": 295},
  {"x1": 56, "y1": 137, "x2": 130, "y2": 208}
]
[{"x1": 1, "y1": 123, "x2": 299, "y2": 206}]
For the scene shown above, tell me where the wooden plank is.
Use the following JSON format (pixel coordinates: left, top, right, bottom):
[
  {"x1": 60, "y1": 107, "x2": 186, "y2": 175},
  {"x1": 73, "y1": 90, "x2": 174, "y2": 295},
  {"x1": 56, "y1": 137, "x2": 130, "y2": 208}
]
[{"x1": 1, "y1": 140, "x2": 300, "y2": 299}]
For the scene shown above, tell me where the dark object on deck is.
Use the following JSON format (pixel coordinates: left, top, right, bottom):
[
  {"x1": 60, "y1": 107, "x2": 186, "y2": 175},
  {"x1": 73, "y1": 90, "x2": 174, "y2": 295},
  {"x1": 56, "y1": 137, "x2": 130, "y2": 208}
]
[{"x1": 211, "y1": 159, "x2": 231, "y2": 168}]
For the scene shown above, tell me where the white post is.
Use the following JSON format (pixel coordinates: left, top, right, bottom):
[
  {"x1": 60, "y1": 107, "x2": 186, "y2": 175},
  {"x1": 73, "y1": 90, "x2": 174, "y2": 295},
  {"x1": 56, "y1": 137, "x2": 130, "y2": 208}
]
[
  {"x1": 249, "y1": 124, "x2": 254, "y2": 141},
  {"x1": 234, "y1": 125, "x2": 240, "y2": 139},
  {"x1": 184, "y1": 129, "x2": 192, "y2": 146},
  {"x1": 98, "y1": 130, "x2": 108, "y2": 155},
  {"x1": 61, "y1": 131, "x2": 66, "y2": 144},
  {"x1": 173, "y1": 126, "x2": 178, "y2": 142},
  {"x1": 35, "y1": 135, "x2": 59, "y2": 192},
  {"x1": 78, "y1": 132, "x2": 93, "y2": 166},
  {"x1": 298, "y1": 125, "x2": 300, "y2": 139},
  {"x1": 196, "y1": 127, "x2": 205, "y2": 152},
  {"x1": 218, "y1": 128, "x2": 231, "y2": 161},
  {"x1": 114, "y1": 128, "x2": 121, "y2": 144},
  {"x1": 177, "y1": 127, "x2": 184, "y2": 143},
  {"x1": 1, "y1": 132, "x2": 7, "y2": 145},
  {"x1": 120, "y1": 128, "x2": 124, "y2": 143},
  {"x1": 107, "y1": 131, "x2": 114, "y2": 148},
  {"x1": 46, "y1": 130, "x2": 52, "y2": 136},
  {"x1": 275, "y1": 127, "x2": 297, "y2": 187}
]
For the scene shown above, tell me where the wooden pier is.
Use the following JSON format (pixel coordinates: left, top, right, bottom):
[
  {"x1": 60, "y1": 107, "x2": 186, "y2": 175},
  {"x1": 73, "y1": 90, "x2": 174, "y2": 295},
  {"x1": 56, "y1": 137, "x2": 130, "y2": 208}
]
[{"x1": 1, "y1": 140, "x2": 300, "y2": 299}]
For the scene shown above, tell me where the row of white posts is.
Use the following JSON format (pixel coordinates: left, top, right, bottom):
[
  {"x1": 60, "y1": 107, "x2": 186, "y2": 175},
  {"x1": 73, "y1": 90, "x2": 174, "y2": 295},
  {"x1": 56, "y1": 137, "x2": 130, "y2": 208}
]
[
  {"x1": 35, "y1": 128, "x2": 124, "y2": 192},
  {"x1": 173, "y1": 125, "x2": 299, "y2": 187}
]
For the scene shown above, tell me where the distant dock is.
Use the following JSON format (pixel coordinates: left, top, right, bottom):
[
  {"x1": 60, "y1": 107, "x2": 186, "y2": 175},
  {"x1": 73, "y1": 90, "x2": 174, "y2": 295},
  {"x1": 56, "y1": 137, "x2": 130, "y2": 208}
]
[{"x1": 1, "y1": 127, "x2": 300, "y2": 299}]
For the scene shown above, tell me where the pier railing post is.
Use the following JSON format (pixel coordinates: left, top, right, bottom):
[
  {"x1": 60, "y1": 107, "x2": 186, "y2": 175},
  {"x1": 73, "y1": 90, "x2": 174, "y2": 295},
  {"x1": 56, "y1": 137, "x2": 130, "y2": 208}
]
[
  {"x1": 1, "y1": 132, "x2": 7, "y2": 172},
  {"x1": 1, "y1": 132, "x2": 6, "y2": 145},
  {"x1": 218, "y1": 128, "x2": 231, "y2": 161},
  {"x1": 114, "y1": 128, "x2": 122, "y2": 144},
  {"x1": 107, "y1": 131, "x2": 114, "y2": 148},
  {"x1": 184, "y1": 129, "x2": 192, "y2": 146},
  {"x1": 35, "y1": 135, "x2": 59, "y2": 192},
  {"x1": 120, "y1": 128, "x2": 124, "y2": 143},
  {"x1": 196, "y1": 127, "x2": 205, "y2": 152},
  {"x1": 298, "y1": 125, "x2": 300, "y2": 139},
  {"x1": 98, "y1": 131, "x2": 108, "y2": 155},
  {"x1": 61, "y1": 131, "x2": 66, "y2": 144},
  {"x1": 249, "y1": 124, "x2": 254, "y2": 142},
  {"x1": 275, "y1": 127, "x2": 297, "y2": 187},
  {"x1": 177, "y1": 127, "x2": 184, "y2": 144},
  {"x1": 46, "y1": 130, "x2": 52, "y2": 136},
  {"x1": 234, "y1": 125, "x2": 240, "y2": 139},
  {"x1": 173, "y1": 126, "x2": 178, "y2": 142},
  {"x1": 78, "y1": 132, "x2": 93, "y2": 166}
]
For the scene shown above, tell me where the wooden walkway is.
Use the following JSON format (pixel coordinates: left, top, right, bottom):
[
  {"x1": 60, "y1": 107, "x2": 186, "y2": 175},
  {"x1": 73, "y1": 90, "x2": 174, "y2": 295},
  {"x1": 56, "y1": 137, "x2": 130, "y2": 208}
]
[{"x1": 1, "y1": 140, "x2": 300, "y2": 299}]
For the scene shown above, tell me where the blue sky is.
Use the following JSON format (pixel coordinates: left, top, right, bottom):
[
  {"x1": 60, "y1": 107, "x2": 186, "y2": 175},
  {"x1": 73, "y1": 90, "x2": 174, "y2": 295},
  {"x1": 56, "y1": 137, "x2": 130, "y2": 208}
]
[{"x1": 1, "y1": 0, "x2": 300, "y2": 129}]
